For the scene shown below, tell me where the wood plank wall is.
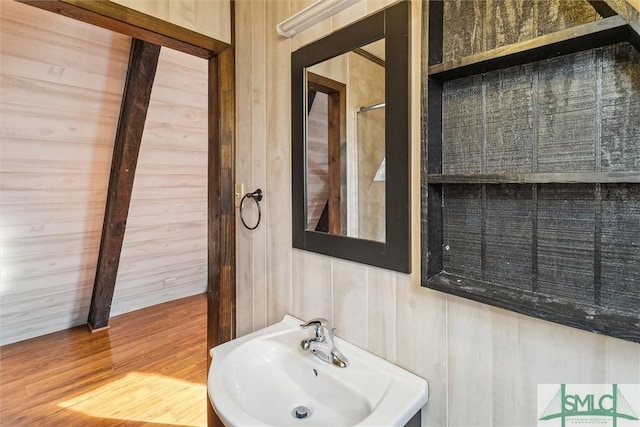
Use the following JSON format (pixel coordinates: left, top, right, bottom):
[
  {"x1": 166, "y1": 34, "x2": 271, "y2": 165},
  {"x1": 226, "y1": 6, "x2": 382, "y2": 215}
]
[
  {"x1": 440, "y1": 44, "x2": 640, "y2": 311},
  {"x1": 235, "y1": 1, "x2": 640, "y2": 426},
  {"x1": 0, "y1": 1, "x2": 209, "y2": 345},
  {"x1": 442, "y1": 0, "x2": 602, "y2": 62}
]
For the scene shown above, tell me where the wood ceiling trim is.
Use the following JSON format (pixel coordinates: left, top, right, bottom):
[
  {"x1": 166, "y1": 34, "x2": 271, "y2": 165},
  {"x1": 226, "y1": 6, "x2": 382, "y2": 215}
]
[{"x1": 17, "y1": 0, "x2": 229, "y2": 58}]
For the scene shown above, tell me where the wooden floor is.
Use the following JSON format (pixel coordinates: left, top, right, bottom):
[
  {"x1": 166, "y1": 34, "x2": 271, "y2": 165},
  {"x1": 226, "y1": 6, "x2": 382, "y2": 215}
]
[{"x1": 0, "y1": 294, "x2": 208, "y2": 426}]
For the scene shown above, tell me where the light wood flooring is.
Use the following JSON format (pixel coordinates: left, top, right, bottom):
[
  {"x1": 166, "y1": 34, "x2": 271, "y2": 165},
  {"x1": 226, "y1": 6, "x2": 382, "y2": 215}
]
[{"x1": 0, "y1": 294, "x2": 208, "y2": 426}]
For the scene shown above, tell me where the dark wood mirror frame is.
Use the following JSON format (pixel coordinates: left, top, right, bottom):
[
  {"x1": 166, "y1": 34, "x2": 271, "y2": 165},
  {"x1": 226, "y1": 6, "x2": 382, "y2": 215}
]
[{"x1": 291, "y1": 1, "x2": 411, "y2": 273}]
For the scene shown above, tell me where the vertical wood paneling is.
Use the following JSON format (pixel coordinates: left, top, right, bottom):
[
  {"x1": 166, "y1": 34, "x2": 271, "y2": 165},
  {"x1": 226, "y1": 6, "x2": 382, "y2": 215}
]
[
  {"x1": 291, "y1": 0, "x2": 331, "y2": 50},
  {"x1": 122, "y1": 0, "x2": 170, "y2": 22},
  {"x1": 489, "y1": 307, "x2": 521, "y2": 427},
  {"x1": 443, "y1": 0, "x2": 484, "y2": 62},
  {"x1": 606, "y1": 337, "x2": 640, "y2": 383},
  {"x1": 537, "y1": 51, "x2": 597, "y2": 172},
  {"x1": 442, "y1": 76, "x2": 484, "y2": 174},
  {"x1": 442, "y1": 185, "x2": 483, "y2": 279},
  {"x1": 485, "y1": 65, "x2": 533, "y2": 173},
  {"x1": 536, "y1": 0, "x2": 600, "y2": 36},
  {"x1": 365, "y1": 0, "x2": 396, "y2": 13},
  {"x1": 234, "y1": 0, "x2": 254, "y2": 337},
  {"x1": 485, "y1": 185, "x2": 533, "y2": 290},
  {"x1": 490, "y1": 307, "x2": 607, "y2": 425},
  {"x1": 250, "y1": 0, "x2": 269, "y2": 332},
  {"x1": 265, "y1": 0, "x2": 292, "y2": 325},
  {"x1": 516, "y1": 313, "x2": 608, "y2": 385},
  {"x1": 169, "y1": 0, "x2": 195, "y2": 31},
  {"x1": 447, "y1": 296, "x2": 493, "y2": 426},
  {"x1": 291, "y1": 250, "x2": 333, "y2": 322},
  {"x1": 396, "y1": 281, "x2": 448, "y2": 427},
  {"x1": 330, "y1": 0, "x2": 368, "y2": 31},
  {"x1": 442, "y1": 0, "x2": 599, "y2": 63},
  {"x1": 195, "y1": 1, "x2": 227, "y2": 42},
  {"x1": 367, "y1": 267, "x2": 396, "y2": 361},
  {"x1": 108, "y1": 0, "x2": 231, "y2": 44},
  {"x1": 600, "y1": 184, "x2": 640, "y2": 311},
  {"x1": 234, "y1": 0, "x2": 270, "y2": 335},
  {"x1": 600, "y1": 43, "x2": 640, "y2": 171},
  {"x1": 332, "y1": 259, "x2": 368, "y2": 348},
  {"x1": 483, "y1": 0, "x2": 536, "y2": 50},
  {"x1": 537, "y1": 185, "x2": 595, "y2": 304}
]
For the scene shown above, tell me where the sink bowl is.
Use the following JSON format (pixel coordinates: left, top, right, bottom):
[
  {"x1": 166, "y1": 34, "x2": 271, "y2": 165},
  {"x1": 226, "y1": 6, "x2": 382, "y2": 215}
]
[{"x1": 208, "y1": 315, "x2": 428, "y2": 426}]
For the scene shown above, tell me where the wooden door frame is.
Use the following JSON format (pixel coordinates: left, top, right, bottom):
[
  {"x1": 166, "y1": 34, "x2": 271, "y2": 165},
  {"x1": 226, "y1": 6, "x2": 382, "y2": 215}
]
[{"x1": 15, "y1": 1, "x2": 235, "y2": 426}]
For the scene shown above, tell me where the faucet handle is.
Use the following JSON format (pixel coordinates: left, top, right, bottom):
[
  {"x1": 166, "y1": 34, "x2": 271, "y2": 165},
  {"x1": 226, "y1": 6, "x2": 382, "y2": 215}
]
[
  {"x1": 300, "y1": 318, "x2": 330, "y2": 328},
  {"x1": 300, "y1": 318, "x2": 331, "y2": 338}
]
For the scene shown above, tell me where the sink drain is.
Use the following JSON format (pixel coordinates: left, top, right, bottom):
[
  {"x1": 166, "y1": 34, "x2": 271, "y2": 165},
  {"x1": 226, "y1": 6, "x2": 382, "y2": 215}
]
[{"x1": 292, "y1": 405, "x2": 312, "y2": 419}]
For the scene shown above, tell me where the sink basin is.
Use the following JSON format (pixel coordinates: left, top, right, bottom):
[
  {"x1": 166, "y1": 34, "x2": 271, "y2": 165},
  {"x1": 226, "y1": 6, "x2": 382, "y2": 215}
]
[{"x1": 208, "y1": 315, "x2": 428, "y2": 426}]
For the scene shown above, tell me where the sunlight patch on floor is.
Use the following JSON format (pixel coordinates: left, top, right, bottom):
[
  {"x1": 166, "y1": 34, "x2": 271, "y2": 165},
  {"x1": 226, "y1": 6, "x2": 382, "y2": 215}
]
[{"x1": 58, "y1": 371, "x2": 207, "y2": 426}]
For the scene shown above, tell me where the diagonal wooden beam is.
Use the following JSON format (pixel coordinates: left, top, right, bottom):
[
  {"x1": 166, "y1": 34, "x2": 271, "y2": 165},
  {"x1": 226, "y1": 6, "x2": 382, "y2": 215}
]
[{"x1": 87, "y1": 38, "x2": 161, "y2": 331}]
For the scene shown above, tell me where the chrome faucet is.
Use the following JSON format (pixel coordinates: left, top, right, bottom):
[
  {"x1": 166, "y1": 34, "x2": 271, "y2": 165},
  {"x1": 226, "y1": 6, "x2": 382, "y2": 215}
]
[{"x1": 300, "y1": 318, "x2": 349, "y2": 368}]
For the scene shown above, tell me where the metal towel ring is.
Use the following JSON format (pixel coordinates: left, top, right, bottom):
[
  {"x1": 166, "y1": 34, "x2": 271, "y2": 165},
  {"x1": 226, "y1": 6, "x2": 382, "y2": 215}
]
[{"x1": 240, "y1": 189, "x2": 263, "y2": 230}]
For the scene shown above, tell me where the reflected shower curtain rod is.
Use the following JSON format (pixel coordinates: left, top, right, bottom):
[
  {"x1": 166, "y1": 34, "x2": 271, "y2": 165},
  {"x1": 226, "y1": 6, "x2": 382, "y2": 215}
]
[{"x1": 357, "y1": 101, "x2": 385, "y2": 113}]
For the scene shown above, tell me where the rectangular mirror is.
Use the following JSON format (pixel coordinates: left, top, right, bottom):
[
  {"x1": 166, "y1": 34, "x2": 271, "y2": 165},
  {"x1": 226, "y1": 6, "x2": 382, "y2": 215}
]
[{"x1": 291, "y1": 1, "x2": 410, "y2": 272}]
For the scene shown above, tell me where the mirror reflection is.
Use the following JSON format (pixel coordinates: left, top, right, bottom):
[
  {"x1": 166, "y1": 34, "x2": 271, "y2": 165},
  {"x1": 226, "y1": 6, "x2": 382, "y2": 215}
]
[{"x1": 305, "y1": 39, "x2": 385, "y2": 242}]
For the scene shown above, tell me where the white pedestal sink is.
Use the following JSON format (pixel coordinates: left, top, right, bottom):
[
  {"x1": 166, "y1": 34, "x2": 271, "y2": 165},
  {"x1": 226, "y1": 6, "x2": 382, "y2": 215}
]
[{"x1": 208, "y1": 315, "x2": 428, "y2": 426}]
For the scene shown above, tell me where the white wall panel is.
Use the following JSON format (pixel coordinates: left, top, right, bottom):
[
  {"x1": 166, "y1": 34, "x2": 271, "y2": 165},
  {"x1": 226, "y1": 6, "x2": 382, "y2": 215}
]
[
  {"x1": 332, "y1": 259, "x2": 368, "y2": 348},
  {"x1": 291, "y1": 249, "x2": 333, "y2": 323},
  {"x1": 248, "y1": 0, "x2": 269, "y2": 334},
  {"x1": 234, "y1": 0, "x2": 256, "y2": 337},
  {"x1": 367, "y1": 266, "x2": 396, "y2": 361},
  {"x1": 264, "y1": 0, "x2": 293, "y2": 326}
]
